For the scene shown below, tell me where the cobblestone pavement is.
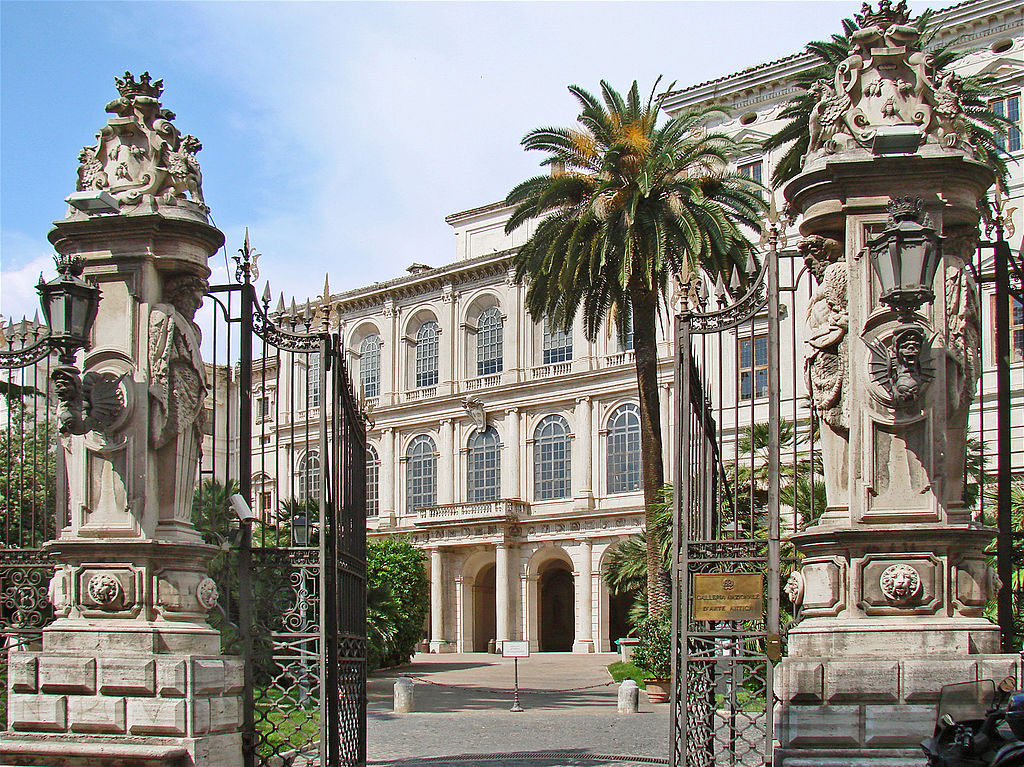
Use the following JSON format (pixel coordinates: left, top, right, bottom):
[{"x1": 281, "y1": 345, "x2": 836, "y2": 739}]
[{"x1": 366, "y1": 652, "x2": 670, "y2": 766}]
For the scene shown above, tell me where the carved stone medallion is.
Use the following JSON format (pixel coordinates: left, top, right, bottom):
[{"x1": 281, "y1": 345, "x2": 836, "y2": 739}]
[
  {"x1": 86, "y1": 573, "x2": 123, "y2": 607},
  {"x1": 784, "y1": 571, "x2": 805, "y2": 608},
  {"x1": 879, "y1": 563, "x2": 921, "y2": 605},
  {"x1": 196, "y1": 577, "x2": 220, "y2": 610}
]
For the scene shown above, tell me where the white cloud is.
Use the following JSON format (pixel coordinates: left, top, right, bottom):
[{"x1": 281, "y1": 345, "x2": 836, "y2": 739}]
[{"x1": 0, "y1": 232, "x2": 52, "y2": 325}]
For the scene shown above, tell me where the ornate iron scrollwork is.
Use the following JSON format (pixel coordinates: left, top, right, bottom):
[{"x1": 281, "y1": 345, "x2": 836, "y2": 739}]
[{"x1": 683, "y1": 258, "x2": 770, "y2": 334}]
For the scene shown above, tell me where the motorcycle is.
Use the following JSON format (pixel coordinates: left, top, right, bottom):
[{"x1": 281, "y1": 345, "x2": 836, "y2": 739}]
[{"x1": 922, "y1": 676, "x2": 1024, "y2": 766}]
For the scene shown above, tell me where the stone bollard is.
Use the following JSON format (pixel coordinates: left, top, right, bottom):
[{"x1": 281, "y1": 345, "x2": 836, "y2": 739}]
[
  {"x1": 394, "y1": 676, "x2": 415, "y2": 713},
  {"x1": 617, "y1": 679, "x2": 639, "y2": 714}
]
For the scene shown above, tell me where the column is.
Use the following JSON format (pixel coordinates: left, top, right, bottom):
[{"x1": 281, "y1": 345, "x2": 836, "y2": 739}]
[
  {"x1": 438, "y1": 418, "x2": 454, "y2": 504},
  {"x1": 502, "y1": 408, "x2": 520, "y2": 499},
  {"x1": 660, "y1": 383, "x2": 671, "y2": 479},
  {"x1": 522, "y1": 568, "x2": 540, "y2": 652},
  {"x1": 573, "y1": 396, "x2": 594, "y2": 509},
  {"x1": 380, "y1": 427, "x2": 395, "y2": 525},
  {"x1": 572, "y1": 539, "x2": 594, "y2": 652},
  {"x1": 429, "y1": 548, "x2": 446, "y2": 652},
  {"x1": 495, "y1": 542, "x2": 510, "y2": 648}
]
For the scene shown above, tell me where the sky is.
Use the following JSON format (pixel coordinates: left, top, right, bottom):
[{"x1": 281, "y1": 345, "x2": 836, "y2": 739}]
[{"x1": 1, "y1": 0, "x2": 956, "y2": 324}]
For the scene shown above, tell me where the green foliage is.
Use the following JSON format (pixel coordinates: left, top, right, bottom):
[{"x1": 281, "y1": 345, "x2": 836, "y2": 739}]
[
  {"x1": 601, "y1": 484, "x2": 673, "y2": 629},
  {"x1": 763, "y1": 7, "x2": 1014, "y2": 211},
  {"x1": 366, "y1": 537, "x2": 429, "y2": 671},
  {"x1": 631, "y1": 615, "x2": 672, "y2": 680},
  {"x1": 0, "y1": 399, "x2": 57, "y2": 547}
]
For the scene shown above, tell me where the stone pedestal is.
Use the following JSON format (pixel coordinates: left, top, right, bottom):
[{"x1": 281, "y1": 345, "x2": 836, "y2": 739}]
[
  {"x1": 776, "y1": 146, "x2": 1017, "y2": 765},
  {"x1": 0, "y1": 74, "x2": 241, "y2": 767}
]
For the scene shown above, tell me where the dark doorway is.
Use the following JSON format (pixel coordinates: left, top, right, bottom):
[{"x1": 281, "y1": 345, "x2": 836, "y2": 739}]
[
  {"x1": 539, "y1": 563, "x2": 574, "y2": 651},
  {"x1": 473, "y1": 564, "x2": 496, "y2": 652},
  {"x1": 609, "y1": 589, "x2": 636, "y2": 649}
]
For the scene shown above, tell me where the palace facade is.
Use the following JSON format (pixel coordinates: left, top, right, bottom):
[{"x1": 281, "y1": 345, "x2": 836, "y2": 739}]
[{"x1": 250, "y1": 0, "x2": 1022, "y2": 654}]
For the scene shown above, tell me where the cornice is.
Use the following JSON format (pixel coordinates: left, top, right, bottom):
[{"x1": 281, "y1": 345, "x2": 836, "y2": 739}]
[
  {"x1": 444, "y1": 200, "x2": 512, "y2": 225},
  {"x1": 662, "y1": 0, "x2": 1023, "y2": 113},
  {"x1": 329, "y1": 248, "x2": 517, "y2": 314}
]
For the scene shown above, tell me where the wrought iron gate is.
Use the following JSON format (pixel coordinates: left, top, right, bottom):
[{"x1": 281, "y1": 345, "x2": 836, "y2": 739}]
[
  {"x1": 200, "y1": 246, "x2": 367, "y2": 767},
  {"x1": 0, "y1": 324, "x2": 58, "y2": 730},
  {"x1": 671, "y1": 228, "x2": 785, "y2": 767}
]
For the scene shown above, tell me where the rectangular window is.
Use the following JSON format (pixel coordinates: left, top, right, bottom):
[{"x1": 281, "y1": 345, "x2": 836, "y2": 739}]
[
  {"x1": 738, "y1": 160, "x2": 763, "y2": 185},
  {"x1": 259, "y1": 491, "x2": 273, "y2": 516},
  {"x1": 256, "y1": 395, "x2": 270, "y2": 420},
  {"x1": 307, "y1": 354, "x2": 321, "y2": 409},
  {"x1": 992, "y1": 296, "x2": 1024, "y2": 363},
  {"x1": 542, "y1": 320, "x2": 573, "y2": 365},
  {"x1": 993, "y1": 94, "x2": 1022, "y2": 153},
  {"x1": 739, "y1": 333, "x2": 769, "y2": 400}
]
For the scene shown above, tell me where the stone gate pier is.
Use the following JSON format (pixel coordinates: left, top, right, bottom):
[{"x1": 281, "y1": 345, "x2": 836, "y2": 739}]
[
  {"x1": 775, "y1": 6, "x2": 1018, "y2": 765},
  {"x1": 0, "y1": 74, "x2": 242, "y2": 766}
]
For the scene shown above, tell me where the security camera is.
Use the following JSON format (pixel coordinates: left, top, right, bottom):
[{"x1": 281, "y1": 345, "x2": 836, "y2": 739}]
[{"x1": 229, "y1": 494, "x2": 255, "y2": 522}]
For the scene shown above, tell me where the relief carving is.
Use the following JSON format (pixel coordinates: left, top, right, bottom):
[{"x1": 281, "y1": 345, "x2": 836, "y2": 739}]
[
  {"x1": 149, "y1": 273, "x2": 208, "y2": 529},
  {"x1": 75, "y1": 71, "x2": 207, "y2": 210},
  {"x1": 879, "y1": 563, "x2": 922, "y2": 605}
]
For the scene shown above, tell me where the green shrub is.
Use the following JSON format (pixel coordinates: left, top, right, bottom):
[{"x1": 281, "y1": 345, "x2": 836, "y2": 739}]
[
  {"x1": 631, "y1": 616, "x2": 671, "y2": 680},
  {"x1": 366, "y1": 537, "x2": 429, "y2": 670}
]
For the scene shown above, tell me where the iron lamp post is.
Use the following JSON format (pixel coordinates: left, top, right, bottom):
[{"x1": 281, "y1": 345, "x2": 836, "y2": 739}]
[
  {"x1": 292, "y1": 512, "x2": 310, "y2": 547},
  {"x1": 36, "y1": 254, "x2": 101, "y2": 367},
  {"x1": 868, "y1": 196, "x2": 943, "y2": 323}
]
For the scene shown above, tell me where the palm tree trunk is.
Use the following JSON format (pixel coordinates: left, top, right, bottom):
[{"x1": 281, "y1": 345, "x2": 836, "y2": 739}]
[{"x1": 629, "y1": 281, "x2": 669, "y2": 617}]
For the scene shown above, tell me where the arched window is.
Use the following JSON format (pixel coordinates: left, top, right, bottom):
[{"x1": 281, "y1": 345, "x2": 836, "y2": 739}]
[
  {"x1": 542, "y1": 319, "x2": 572, "y2": 365},
  {"x1": 534, "y1": 415, "x2": 571, "y2": 500},
  {"x1": 298, "y1": 451, "x2": 320, "y2": 501},
  {"x1": 477, "y1": 307, "x2": 503, "y2": 376},
  {"x1": 406, "y1": 435, "x2": 437, "y2": 513},
  {"x1": 467, "y1": 427, "x2": 500, "y2": 502},
  {"x1": 416, "y1": 321, "x2": 440, "y2": 388},
  {"x1": 306, "y1": 353, "x2": 321, "y2": 409},
  {"x1": 360, "y1": 335, "x2": 381, "y2": 399},
  {"x1": 366, "y1": 445, "x2": 380, "y2": 517},
  {"x1": 607, "y1": 404, "x2": 641, "y2": 494}
]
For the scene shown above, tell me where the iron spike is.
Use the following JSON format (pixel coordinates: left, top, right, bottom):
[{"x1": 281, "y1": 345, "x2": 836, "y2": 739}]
[
  {"x1": 262, "y1": 282, "x2": 272, "y2": 304},
  {"x1": 745, "y1": 251, "x2": 758, "y2": 277},
  {"x1": 276, "y1": 293, "x2": 285, "y2": 314},
  {"x1": 730, "y1": 267, "x2": 742, "y2": 291}
]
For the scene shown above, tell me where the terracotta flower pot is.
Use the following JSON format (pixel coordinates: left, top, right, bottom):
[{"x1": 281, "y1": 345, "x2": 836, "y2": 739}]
[{"x1": 643, "y1": 678, "x2": 671, "y2": 703}]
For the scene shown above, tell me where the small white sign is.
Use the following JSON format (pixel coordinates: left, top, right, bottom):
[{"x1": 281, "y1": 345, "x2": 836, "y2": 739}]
[{"x1": 502, "y1": 640, "x2": 530, "y2": 658}]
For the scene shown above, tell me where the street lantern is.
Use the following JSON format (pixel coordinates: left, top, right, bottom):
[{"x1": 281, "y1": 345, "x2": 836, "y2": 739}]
[
  {"x1": 292, "y1": 513, "x2": 309, "y2": 547},
  {"x1": 868, "y1": 197, "x2": 943, "y2": 322},
  {"x1": 36, "y1": 254, "x2": 101, "y2": 366}
]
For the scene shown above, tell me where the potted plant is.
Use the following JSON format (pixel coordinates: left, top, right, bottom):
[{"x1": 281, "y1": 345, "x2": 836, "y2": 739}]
[{"x1": 632, "y1": 616, "x2": 671, "y2": 703}]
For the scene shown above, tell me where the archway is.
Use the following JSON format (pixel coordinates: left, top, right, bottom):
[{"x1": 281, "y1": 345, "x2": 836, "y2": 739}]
[
  {"x1": 472, "y1": 564, "x2": 496, "y2": 652},
  {"x1": 608, "y1": 589, "x2": 636, "y2": 649},
  {"x1": 539, "y1": 562, "x2": 574, "y2": 652}
]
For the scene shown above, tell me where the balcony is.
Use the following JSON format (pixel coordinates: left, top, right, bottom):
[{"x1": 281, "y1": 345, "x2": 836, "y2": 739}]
[
  {"x1": 405, "y1": 386, "x2": 437, "y2": 402},
  {"x1": 414, "y1": 499, "x2": 529, "y2": 526},
  {"x1": 604, "y1": 350, "x2": 634, "y2": 367},
  {"x1": 531, "y1": 362, "x2": 572, "y2": 379},
  {"x1": 465, "y1": 374, "x2": 501, "y2": 391}
]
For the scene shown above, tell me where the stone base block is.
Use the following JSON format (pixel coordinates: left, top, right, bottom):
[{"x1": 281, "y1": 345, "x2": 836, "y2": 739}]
[
  {"x1": 0, "y1": 732, "x2": 241, "y2": 767},
  {"x1": 428, "y1": 640, "x2": 456, "y2": 653},
  {"x1": 775, "y1": 653, "x2": 1019, "y2": 766}
]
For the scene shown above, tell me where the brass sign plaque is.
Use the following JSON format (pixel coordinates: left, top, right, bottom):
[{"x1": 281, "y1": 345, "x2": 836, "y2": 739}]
[{"x1": 692, "y1": 573, "x2": 764, "y2": 621}]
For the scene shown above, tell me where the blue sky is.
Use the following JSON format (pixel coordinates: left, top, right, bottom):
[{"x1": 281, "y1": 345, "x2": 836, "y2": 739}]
[{"x1": 1, "y1": 0, "x2": 953, "y2": 323}]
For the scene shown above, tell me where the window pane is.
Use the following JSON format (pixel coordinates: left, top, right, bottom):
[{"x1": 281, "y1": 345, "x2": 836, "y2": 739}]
[
  {"x1": 406, "y1": 436, "x2": 437, "y2": 513},
  {"x1": 360, "y1": 335, "x2": 381, "y2": 399},
  {"x1": 467, "y1": 427, "x2": 500, "y2": 502},
  {"x1": 534, "y1": 415, "x2": 571, "y2": 500},
  {"x1": 366, "y1": 446, "x2": 379, "y2": 517},
  {"x1": 542, "y1": 320, "x2": 572, "y2": 365},
  {"x1": 607, "y1": 404, "x2": 641, "y2": 494},
  {"x1": 416, "y1": 322, "x2": 439, "y2": 388},
  {"x1": 307, "y1": 354, "x2": 321, "y2": 408},
  {"x1": 477, "y1": 308, "x2": 503, "y2": 377}
]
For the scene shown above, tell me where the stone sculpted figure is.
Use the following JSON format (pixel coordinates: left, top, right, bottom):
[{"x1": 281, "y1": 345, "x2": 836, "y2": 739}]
[
  {"x1": 149, "y1": 273, "x2": 208, "y2": 533},
  {"x1": 801, "y1": 235, "x2": 849, "y2": 511},
  {"x1": 802, "y1": 236, "x2": 849, "y2": 431},
  {"x1": 807, "y1": 79, "x2": 851, "y2": 156},
  {"x1": 161, "y1": 134, "x2": 204, "y2": 205}
]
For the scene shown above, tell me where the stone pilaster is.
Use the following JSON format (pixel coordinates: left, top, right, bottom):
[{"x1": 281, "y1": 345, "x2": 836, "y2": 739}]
[{"x1": 0, "y1": 73, "x2": 242, "y2": 767}]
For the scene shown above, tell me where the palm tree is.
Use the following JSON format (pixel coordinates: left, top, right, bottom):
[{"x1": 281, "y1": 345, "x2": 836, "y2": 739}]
[
  {"x1": 506, "y1": 80, "x2": 766, "y2": 615},
  {"x1": 763, "y1": 8, "x2": 1013, "y2": 204}
]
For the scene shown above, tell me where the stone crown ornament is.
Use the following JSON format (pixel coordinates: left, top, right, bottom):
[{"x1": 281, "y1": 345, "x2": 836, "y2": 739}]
[
  {"x1": 74, "y1": 71, "x2": 207, "y2": 214},
  {"x1": 804, "y1": 1, "x2": 975, "y2": 164}
]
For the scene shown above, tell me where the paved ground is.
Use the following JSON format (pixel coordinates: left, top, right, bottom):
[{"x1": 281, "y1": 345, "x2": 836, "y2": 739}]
[{"x1": 366, "y1": 652, "x2": 670, "y2": 766}]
